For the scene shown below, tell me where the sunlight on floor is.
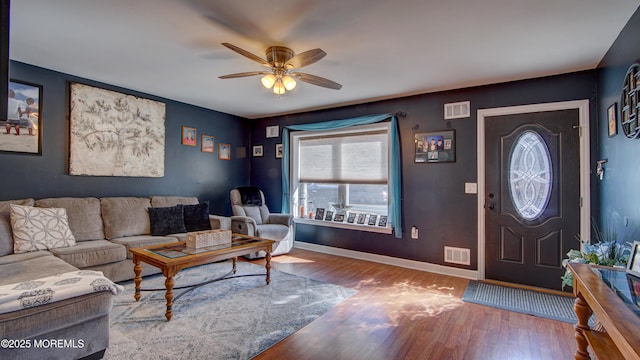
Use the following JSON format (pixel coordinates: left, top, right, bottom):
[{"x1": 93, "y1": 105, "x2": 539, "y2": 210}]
[
  {"x1": 271, "y1": 255, "x2": 315, "y2": 264},
  {"x1": 350, "y1": 279, "x2": 464, "y2": 330}
]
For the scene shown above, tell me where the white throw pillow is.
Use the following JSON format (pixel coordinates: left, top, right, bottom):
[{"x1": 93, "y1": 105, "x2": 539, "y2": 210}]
[{"x1": 10, "y1": 204, "x2": 76, "y2": 253}]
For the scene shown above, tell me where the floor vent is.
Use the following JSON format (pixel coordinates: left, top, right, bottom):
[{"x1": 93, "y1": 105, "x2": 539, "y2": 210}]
[
  {"x1": 444, "y1": 101, "x2": 470, "y2": 119},
  {"x1": 444, "y1": 246, "x2": 471, "y2": 265}
]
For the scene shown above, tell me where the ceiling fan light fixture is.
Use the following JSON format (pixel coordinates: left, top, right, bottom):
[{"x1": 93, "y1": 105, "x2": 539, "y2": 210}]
[
  {"x1": 273, "y1": 78, "x2": 285, "y2": 95},
  {"x1": 261, "y1": 74, "x2": 276, "y2": 89},
  {"x1": 282, "y1": 75, "x2": 296, "y2": 91}
]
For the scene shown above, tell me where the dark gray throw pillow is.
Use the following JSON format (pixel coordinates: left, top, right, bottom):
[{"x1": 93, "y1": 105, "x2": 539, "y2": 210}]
[
  {"x1": 183, "y1": 202, "x2": 211, "y2": 232},
  {"x1": 148, "y1": 205, "x2": 187, "y2": 236}
]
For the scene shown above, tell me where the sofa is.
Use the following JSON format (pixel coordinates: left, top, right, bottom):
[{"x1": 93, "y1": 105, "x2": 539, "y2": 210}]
[{"x1": 0, "y1": 196, "x2": 230, "y2": 360}]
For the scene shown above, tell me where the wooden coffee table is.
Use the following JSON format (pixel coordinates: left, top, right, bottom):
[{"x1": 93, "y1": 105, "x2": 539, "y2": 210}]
[{"x1": 129, "y1": 234, "x2": 274, "y2": 321}]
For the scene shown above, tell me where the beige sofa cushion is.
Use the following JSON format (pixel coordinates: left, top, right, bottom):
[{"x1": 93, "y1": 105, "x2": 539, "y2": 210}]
[
  {"x1": 50, "y1": 240, "x2": 127, "y2": 268},
  {"x1": 100, "y1": 197, "x2": 151, "y2": 240},
  {"x1": 150, "y1": 196, "x2": 199, "y2": 208},
  {"x1": 35, "y1": 197, "x2": 105, "y2": 241},
  {"x1": 11, "y1": 204, "x2": 76, "y2": 254},
  {"x1": 0, "y1": 198, "x2": 34, "y2": 256},
  {"x1": 0, "y1": 252, "x2": 77, "y2": 286},
  {"x1": 110, "y1": 235, "x2": 179, "y2": 259}
]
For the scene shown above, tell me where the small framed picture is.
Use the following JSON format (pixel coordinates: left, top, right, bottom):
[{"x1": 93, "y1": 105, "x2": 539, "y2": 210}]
[
  {"x1": 346, "y1": 213, "x2": 356, "y2": 223},
  {"x1": 275, "y1": 143, "x2": 283, "y2": 159},
  {"x1": 378, "y1": 215, "x2": 388, "y2": 227},
  {"x1": 356, "y1": 214, "x2": 366, "y2": 225},
  {"x1": 218, "y1": 143, "x2": 231, "y2": 160},
  {"x1": 314, "y1": 208, "x2": 325, "y2": 220},
  {"x1": 266, "y1": 125, "x2": 279, "y2": 138},
  {"x1": 334, "y1": 213, "x2": 345, "y2": 222},
  {"x1": 627, "y1": 241, "x2": 640, "y2": 278},
  {"x1": 3, "y1": 80, "x2": 43, "y2": 155},
  {"x1": 608, "y1": 103, "x2": 618, "y2": 137},
  {"x1": 252, "y1": 145, "x2": 263, "y2": 157},
  {"x1": 324, "y1": 210, "x2": 334, "y2": 221},
  {"x1": 182, "y1": 126, "x2": 197, "y2": 146},
  {"x1": 201, "y1": 135, "x2": 214, "y2": 153},
  {"x1": 368, "y1": 215, "x2": 378, "y2": 226},
  {"x1": 414, "y1": 130, "x2": 456, "y2": 163}
]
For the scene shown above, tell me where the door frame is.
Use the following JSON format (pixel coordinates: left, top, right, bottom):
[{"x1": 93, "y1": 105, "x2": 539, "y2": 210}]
[{"x1": 476, "y1": 100, "x2": 590, "y2": 281}]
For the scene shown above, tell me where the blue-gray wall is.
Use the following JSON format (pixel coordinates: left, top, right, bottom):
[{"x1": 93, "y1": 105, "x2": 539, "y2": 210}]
[
  {"x1": 1, "y1": 62, "x2": 251, "y2": 216},
  {"x1": 251, "y1": 70, "x2": 598, "y2": 270},
  {"x1": 597, "y1": 6, "x2": 640, "y2": 242}
]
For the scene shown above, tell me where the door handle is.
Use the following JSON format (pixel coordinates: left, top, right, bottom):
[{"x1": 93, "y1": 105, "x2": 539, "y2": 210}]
[{"x1": 486, "y1": 193, "x2": 495, "y2": 210}]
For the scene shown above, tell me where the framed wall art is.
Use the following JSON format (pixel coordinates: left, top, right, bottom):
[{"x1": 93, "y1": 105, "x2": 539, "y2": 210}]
[
  {"x1": 182, "y1": 126, "x2": 197, "y2": 146},
  {"x1": 608, "y1": 103, "x2": 618, "y2": 137},
  {"x1": 218, "y1": 143, "x2": 231, "y2": 160},
  {"x1": 252, "y1": 145, "x2": 263, "y2": 157},
  {"x1": 266, "y1": 125, "x2": 279, "y2": 138},
  {"x1": 2, "y1": 80, "x2": 42, "y2": 155},
  {"x1": 69, "y1": 83, "x2": 165, "y2": 177},
  {"x1": 275, "y1": 143, "x2": 283, "y2": 158},
  {"x1": 201, "y1": 135, "x2": 214, "y2": 153},
  {"x1": 414, "y1": 130, "x2": 456, "y2": 163}
]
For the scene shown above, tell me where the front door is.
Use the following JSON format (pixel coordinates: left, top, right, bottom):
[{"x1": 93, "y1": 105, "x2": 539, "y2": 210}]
[{"x1": 485, "y1": 109, "x2": 580, "y2": 290}]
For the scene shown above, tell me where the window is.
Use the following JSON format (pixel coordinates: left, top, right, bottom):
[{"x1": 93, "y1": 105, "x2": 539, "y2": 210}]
[
  {"x1": 291, "y1": 123, "x2": 390, "y2": 225},
  {"x1": 509, "y1": 130, "x2": 552, "y2": 220}
]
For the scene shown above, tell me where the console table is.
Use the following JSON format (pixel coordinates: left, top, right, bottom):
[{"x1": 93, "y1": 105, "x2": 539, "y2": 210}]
[{"x1": 568, "y1": 263, "x2": 640, "y2": 360}]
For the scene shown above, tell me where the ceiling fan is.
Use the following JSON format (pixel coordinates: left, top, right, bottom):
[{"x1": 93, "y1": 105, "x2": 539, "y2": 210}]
[{"x1": 218, "y1": 43, "x2": 342, "y2": 94}]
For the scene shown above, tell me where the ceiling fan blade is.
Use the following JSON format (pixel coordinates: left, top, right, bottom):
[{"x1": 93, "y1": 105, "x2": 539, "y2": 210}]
[
  {"x1": 221, "y1": 43, "x2": 270, "y2": 67},
  {"x1": 293, "y1": 72, "x2": 342, "y2": 90},
  {"x1": 218, "y1": 71, "x2": 268, "y2": 79},
  {"x1": 285, "y1": 49, "x2": 327, "y2": 69}
]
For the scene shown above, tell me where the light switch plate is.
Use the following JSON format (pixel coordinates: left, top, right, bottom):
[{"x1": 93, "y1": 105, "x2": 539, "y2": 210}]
[{"x1": 465, "y1": 182, "x2": 478, "y2": 194}]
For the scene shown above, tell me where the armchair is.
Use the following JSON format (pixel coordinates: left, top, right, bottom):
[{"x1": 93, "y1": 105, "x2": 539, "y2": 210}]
[{"x1": 230, "y1": 187, "x2": 293, "y2": 258}]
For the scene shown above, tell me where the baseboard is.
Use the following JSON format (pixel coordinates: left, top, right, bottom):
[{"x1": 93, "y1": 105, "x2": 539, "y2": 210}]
[{"x1": 293, "y1": 241, "x2": 479, "y2": 280}]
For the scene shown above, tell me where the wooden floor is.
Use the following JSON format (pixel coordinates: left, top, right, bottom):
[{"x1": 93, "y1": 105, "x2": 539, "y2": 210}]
[{"x1": 248, "y1": 248, "x2": 577, "y2": 360}]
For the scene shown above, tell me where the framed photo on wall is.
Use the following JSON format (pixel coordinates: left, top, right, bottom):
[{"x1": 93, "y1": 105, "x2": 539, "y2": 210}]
[
  {"x1": 608, "y1": 103, "x2": 618, "y2": 137},
  {"x1": 275, "y1": 143, "x2": 283, "y2": 158},
  {"x1": 414, "y1": 130, "x2": 456, "y2": 163},
  {"x1": 201, "y1": 135, "x2": 214, "y2": 153},
  {"x1": 182, "y1": 126, "x2": 197, "y2": 146},
  {"x1": 252, "y1": 145, "x2": 263, "y2": 157},
  {"x1": 218, "y1": 143, "x2": 231, "y2": 160},
  {"x1": 266, "y1": 125, "x2": 279, "y2": 138},
  {"x1": 2, "y1": 80, "x2": 43, "y2": 155}
]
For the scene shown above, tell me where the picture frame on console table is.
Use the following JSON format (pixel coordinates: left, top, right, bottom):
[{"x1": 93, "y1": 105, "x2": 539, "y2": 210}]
[
  {"x1": 414, "y1": 130, "x2": 455, "y2": 163},
  {"x1": 2, "y1": 80, "x2": 42, "y2": 155},
  {"x1": 627, "y1": 241, "x2": 640, "y2": 278}
]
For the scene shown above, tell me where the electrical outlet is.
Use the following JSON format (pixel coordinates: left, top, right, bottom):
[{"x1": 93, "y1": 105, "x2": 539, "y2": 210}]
[{"x1": 411, "y1": 226, "x2": 418, "y2": 239}]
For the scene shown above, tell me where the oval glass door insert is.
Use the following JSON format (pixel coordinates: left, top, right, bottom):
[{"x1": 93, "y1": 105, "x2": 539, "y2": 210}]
[{"x1": 509, "y1": 130, "x2": 552, "y2": 220}]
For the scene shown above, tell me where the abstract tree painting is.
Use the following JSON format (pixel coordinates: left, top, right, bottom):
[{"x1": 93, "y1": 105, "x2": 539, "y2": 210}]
[{"x1": 69, "y1": 83, "x2": 165, "y2": 177}]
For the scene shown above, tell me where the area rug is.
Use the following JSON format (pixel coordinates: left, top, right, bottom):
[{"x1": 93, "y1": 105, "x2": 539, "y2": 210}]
[
  {"x1": 462, "y1": 281, "x2": 584, "y2": 324},
  {"x1": 104, "y1": 261, "x2": 356, "y2": 360}
]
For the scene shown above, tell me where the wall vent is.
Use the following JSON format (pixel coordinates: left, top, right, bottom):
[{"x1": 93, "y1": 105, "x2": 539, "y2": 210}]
[
  {"x1": 444, "y1": 101, "x2": 471, "y2": 119},
  {"x1": 444, "y1": 246, "x2": 471, "y2": 265}
]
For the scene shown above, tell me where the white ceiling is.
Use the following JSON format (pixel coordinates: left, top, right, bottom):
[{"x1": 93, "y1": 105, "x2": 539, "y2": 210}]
[{"x1": 9, "y1": 0, "x2": 640, "y2": 119}]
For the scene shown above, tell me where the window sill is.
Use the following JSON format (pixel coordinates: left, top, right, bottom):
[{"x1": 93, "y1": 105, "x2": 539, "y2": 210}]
[{"x1": 294, "y1": 217, "x2": 393, "y2": 235}]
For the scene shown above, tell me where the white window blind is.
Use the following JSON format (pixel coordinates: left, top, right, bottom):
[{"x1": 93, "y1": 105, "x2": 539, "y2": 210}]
[{"x1": 299, "y1": 131, "x2": 388, "y2": 184}]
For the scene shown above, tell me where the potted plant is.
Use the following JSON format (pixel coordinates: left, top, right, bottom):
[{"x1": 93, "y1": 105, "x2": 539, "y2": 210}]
[{"x1": 561, "y1": 220, "x2": 632, "y2": 290}]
